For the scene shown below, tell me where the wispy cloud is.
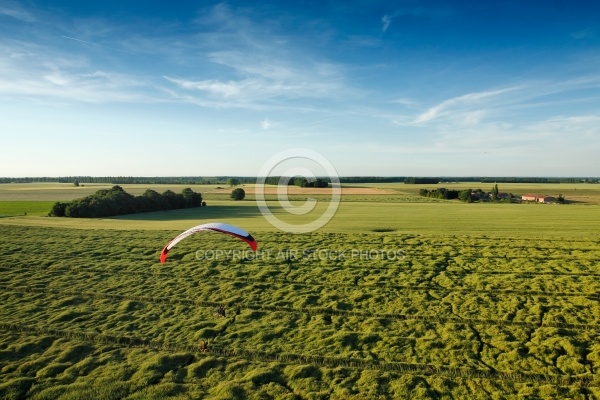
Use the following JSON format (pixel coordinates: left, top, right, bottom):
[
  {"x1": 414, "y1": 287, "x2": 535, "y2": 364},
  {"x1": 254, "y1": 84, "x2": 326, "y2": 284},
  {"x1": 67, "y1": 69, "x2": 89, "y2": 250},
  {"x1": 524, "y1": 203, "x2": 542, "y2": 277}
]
[
  {"x1": 0, "y1": 41, "x2": 156, "y2": 103},
  {"x1": 409, "y1": 74, "x2": 600, "y2": 128},
  {"x1": 571, "y1": 28, "x2": 594, "y2": 40},
  {"x1": 164, "y1": 74, "x2": 346, "y2": 104},
  {"x1": 414, "y1": 87, "x2": 521, "y2": 123},
  {"x1": 381, "y1": 15, "x2": 393, "y2": 32},
  {"x1": 0, "y1": 6, "x2": 348, "y2": 110},
  {"x1": 0, "y1": 71, "x2": 152, "y2": 103},
  {"x1": 161, "y1": 17, "x2": 353, "y2": 107},
  {"x1": 164, "y1": 77, "x2": 244, "y2": 97},
  {"x1": 391, "y1": 98, "x2": 417, "y2": 106},
  {"x1": 359, "y1": 112, "x2": 600, "y2": 162},
  {"x1": 0, "y1": 4, "x2": 35, "y2": 22},
  {"x1": 61, "y1": 35, "x2": 145, "y2": 58},
  {"x1": 381, "y1": 5, "x2": 452, "y2": 32},
  {"x1": 261, "y1": 118, "x2": 271, "y2": 130}
]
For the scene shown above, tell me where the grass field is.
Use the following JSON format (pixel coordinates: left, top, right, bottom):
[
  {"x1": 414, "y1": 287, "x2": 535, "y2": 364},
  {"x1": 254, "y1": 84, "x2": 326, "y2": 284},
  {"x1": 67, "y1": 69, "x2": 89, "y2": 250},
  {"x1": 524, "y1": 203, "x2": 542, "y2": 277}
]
[
  {"x1": 2, "y1": 199, "x2": 600, "y2": 239},
  {"x1": 1, "y1": 183, "x2": 599, "y2": 399},
  {"x1": 0, "y1": 201, "x2": 56, "y2": 217}
]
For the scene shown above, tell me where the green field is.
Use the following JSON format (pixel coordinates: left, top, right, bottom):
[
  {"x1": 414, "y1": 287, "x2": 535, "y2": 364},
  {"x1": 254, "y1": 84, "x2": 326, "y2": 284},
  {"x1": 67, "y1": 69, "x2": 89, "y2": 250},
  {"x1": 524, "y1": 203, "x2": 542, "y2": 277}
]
[
  {"x1": 1, "y1": 183, "x2": 599, "y2": 399},
  {"x1": 0, "y1": 201, "x2": 57, "y2": 217}
]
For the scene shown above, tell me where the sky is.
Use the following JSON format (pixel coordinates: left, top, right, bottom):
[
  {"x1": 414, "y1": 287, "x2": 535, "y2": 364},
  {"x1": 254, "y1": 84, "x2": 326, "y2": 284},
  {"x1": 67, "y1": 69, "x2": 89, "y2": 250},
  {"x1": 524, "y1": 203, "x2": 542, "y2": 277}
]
[{"x1": 1, "y1": 0, "x2": 599, "y2": 177}]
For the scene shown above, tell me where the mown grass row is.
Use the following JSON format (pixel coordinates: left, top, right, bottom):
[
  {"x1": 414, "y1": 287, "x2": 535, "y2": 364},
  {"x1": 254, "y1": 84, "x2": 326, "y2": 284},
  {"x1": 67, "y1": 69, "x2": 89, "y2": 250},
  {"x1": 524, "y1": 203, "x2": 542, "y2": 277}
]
[
  {"x1": 1, "y1": 321, "x2": 598, "y2": 387},
  {"x1": 3, "y1": 284, "x2": 599, "y2": 332}
]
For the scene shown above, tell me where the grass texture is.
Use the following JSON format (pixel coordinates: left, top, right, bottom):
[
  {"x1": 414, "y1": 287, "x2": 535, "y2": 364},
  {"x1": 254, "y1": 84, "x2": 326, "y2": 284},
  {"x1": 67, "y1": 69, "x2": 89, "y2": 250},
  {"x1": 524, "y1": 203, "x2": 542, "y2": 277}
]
[{"x1": 1, "y1": 225, "x2": 600, "y2": 399}]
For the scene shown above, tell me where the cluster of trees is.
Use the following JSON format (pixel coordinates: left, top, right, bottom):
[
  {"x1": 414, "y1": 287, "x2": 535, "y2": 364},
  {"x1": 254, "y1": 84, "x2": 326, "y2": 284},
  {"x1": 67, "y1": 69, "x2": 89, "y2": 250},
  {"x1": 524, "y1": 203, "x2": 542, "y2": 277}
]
[
  {"x1": 419, "y1": 184, "x2": 516, "y2": 203},
  {"x1": 49, "y1": 186, "x2": 204, "y2": 218},
  {"x1": 419, "y1": 188, "x2": 461, "y2": 200},
  {"x1": 480, "y1": 177, "x2": 583, "y2": 183},
  {"x1": 57, "y1": 176, "x2": 216, "y2": 184},
  {"x1": 419, "y1": 187, "x2": 492, "y2": 203},
  {"x1": 54, "y1": 176, "x2": 261, "y2": 185},
  {"x1": 339, "y1": 177, "x2": 406, "y2": 183},
  {"x1": 405, "y1": 177, "x2": 441, "y2": 184},
  {"x1": 260, "y1": 177, "x2": 331, "y2": 187},
  {"x1": 0, "y1": 177, "x2": 58, "y2": 183},
  {"x1": 293, "y1": 178, "x2": 329, "y2": 187}
]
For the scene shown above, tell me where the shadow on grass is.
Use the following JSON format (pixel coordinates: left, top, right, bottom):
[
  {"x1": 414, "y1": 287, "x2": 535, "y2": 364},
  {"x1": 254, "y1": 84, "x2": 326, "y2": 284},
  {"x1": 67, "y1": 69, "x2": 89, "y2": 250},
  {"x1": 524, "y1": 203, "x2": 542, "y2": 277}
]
[{"x1": 109, "y1": 204, "x2": 264, "y2": 221}]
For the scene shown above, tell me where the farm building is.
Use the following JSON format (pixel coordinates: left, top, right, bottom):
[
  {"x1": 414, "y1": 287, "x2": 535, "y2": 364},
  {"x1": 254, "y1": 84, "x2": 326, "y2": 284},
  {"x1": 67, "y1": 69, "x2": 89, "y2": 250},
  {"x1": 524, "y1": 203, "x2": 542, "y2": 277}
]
[
  {"x1": 521, "y1": 194, "x2": 557, "y2": 203},
  {"x1": 537, "y1": 196, "x2": 556, "y2": 203}
]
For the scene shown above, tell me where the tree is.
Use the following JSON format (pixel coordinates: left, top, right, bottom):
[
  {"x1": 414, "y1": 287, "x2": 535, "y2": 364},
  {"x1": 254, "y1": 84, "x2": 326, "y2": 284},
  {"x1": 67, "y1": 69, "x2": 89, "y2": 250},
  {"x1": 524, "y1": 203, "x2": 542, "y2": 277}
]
[
  {"x1": 294, "y1": 177, "x2": 308, "y2": 187},
  {"x1": 181, "y1": 187, "x2": 202, "y2": 207},
  {"x1": 227, "y1": 178, "x2": 240, "y2": 187},
  {"x1": 162, "y1": 190, "x2": 183, "y2": 209},
  {"x1": 49, "y1": 202, "x2": 68, "y2": 217},
  {"x1": 231, "y1": 188, "x2": 245, "y2": 200},
  {"x1": 313, "y1": 178, "x2": 329, "y2": 188},
  {"x1": 458, "y1": 189, "x2": 473, "y2": 203},
  {"x1": 491, "y1": 183, "x2": 499, "y2": 201}
]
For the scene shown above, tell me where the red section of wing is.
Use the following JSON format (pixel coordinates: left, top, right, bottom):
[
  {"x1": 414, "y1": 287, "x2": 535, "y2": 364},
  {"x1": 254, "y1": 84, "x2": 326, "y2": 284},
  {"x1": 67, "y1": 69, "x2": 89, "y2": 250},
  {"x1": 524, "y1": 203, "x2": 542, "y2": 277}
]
[
  {"x1": 160, "y1": 247, "x2": 169, "y2": 263},
  {"x1": 244, "y1": 235, "x2": 257, "y2": 251}
]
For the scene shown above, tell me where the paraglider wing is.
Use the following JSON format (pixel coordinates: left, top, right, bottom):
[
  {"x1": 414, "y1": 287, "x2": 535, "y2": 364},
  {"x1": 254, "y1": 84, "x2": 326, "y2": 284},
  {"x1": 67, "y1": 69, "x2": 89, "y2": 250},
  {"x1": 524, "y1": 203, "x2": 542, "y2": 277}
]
[{"x1": 160, "y1": 222, "x2": 257, "y2": 263}]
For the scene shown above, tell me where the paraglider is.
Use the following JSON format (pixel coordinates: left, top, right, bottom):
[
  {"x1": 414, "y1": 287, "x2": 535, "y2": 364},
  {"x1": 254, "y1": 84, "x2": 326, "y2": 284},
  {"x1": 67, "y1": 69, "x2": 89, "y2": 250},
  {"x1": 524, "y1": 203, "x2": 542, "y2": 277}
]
[{"x1": 160, "y1": 222, "x2": 257, "y2": 263}]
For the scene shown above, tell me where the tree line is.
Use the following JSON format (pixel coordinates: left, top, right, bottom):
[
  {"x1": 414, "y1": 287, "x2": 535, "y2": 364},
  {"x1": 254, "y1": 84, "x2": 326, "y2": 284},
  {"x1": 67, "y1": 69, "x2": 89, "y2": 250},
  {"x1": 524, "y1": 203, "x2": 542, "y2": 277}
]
[
  {"x1": 2, "y1": 176, "x2": 599, "y2": 184},
  {"x1": 419, "y1": 185, "x2": 505, "y2": 203},
  {"x1": 404, "y1": 177, "x2": 441, "y2": 184},
  {"x1": 49, "y1": 186, "x2": 204, "y2": 218},
  {"x1": 419, "y1": 188, "x2": 461, "y2": 200},
  {"x1": 340, "y1": 177, "x2": 407, "y2": 183},
  {"x1": 261, "y1": 177, "x2": 331, "y2": 187},
  {"x1": 57, "y1": 176, "x2": 256, "y2": 184}
]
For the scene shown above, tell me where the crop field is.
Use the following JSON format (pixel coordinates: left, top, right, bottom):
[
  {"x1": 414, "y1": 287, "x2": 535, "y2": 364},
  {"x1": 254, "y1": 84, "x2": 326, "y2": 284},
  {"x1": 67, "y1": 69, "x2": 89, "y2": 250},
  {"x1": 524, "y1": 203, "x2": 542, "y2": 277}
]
[{"x1": 1, "y1": 183, "x2": 600, "y2": 399}]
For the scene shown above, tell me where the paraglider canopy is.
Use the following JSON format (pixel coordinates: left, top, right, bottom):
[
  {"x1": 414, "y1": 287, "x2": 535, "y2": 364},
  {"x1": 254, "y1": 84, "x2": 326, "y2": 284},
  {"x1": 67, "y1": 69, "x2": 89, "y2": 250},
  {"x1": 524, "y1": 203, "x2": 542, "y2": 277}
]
[{"x1": 160, "y1": 222, "x2": 257, "y2": 263}]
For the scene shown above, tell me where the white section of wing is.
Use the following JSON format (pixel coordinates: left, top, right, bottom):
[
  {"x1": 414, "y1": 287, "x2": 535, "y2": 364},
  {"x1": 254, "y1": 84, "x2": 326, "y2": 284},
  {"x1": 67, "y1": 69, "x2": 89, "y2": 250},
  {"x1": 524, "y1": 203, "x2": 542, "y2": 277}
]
[{"x1": 165, "y1": 223, "x2": 251, "y2": 251}]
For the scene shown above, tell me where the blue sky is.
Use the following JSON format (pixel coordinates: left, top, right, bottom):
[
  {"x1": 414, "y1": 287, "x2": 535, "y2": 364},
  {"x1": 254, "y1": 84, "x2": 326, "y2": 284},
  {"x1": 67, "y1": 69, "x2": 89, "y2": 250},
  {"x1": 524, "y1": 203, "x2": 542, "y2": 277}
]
[{"x1": 1, "y1": 0, "x2": 599, "y2": 177}]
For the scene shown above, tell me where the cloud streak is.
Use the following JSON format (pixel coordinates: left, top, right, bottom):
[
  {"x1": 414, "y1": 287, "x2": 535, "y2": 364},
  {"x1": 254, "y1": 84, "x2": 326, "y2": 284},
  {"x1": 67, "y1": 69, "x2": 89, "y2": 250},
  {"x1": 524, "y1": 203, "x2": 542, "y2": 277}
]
[
  {"x1": 414, "y1": 87, "x2": 522, "y2": 123},
  {"x1": 0, "y1": 5, "x2": 35, "y2": 22},
  {"x1": 0, "y1": 41, "x2": 157, "y2": 104},
  {"x1": 261, "y1": 118, "x2": 271, "y2": 129},
  {"x1": 381, "y1": 15, "x2": 392, "y2": 32}
]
